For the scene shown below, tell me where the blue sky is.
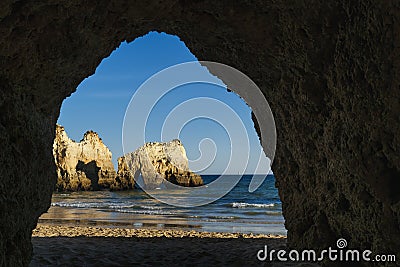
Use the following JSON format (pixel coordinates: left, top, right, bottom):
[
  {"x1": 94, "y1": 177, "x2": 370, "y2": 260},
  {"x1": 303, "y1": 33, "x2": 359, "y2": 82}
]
[{"x1": 58, "y1": 32, "x2": 270, "y2": 174}]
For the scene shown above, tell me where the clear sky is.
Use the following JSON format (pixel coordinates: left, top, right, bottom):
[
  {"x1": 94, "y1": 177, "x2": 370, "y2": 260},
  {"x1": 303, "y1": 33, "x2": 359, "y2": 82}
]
[{"x1": 58, "y1": 32, "x2": 270, "y2": 174}]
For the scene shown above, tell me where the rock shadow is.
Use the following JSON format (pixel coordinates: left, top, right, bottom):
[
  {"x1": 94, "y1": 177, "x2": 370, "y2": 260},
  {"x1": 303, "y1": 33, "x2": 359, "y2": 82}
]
[{"x1": 76, "y1": 160, "x2": 101, "y2": 190}]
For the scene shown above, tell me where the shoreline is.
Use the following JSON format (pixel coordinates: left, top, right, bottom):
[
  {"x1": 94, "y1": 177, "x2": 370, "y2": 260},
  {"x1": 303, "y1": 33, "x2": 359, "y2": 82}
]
[{"x1": 33, "y1": 223, "x2": 287, "y2": 239}]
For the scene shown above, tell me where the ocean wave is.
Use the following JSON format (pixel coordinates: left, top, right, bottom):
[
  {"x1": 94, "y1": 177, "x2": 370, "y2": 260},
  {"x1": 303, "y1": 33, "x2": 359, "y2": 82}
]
[
  {"x1": 138, "y1": 205, "x2": 162, "y2": 210},
  {"x1": 114, "y1": 209, "x2": 174, "y2": 215},
  {"x1": 207, "y1": 215, "x2": 238, "y2": 220},
  {"x1": 51, "y1": 202, "x2": 161, "y2": 211},
  {"x1": 51, "y1": 202, "x2": 105, "y2": 208},
  {"x1": 230, "y1": 202, "x2": 275, "y2": 208}
]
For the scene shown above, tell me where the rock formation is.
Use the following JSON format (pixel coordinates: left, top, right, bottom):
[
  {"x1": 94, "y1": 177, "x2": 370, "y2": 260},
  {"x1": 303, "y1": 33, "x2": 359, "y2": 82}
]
[
  {"x1": 113, "y1": 140, "x2": 203, "y2": 190},
  {"x1": 53, "y1": 125, "x2": 116, "y2": 191},
  {"x1": 0, "y1": 1, "x2": 400, "y2": 266},
  {"x1": 112, "y1": 155, "x2": 135, "y2": 190},
  {"x1": 53, "y1": 127, "x2": 201, "y2": 191}
]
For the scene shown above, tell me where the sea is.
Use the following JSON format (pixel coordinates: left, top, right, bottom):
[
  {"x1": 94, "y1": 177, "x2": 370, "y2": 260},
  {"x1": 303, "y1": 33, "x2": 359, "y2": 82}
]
[{"x1": 39, "y1": 175, "x2": 286, "y2": 235}]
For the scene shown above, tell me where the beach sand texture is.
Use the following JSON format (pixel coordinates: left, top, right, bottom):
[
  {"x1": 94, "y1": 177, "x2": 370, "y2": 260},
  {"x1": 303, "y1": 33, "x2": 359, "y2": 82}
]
[{"x1": 30, "y1": 225, "x2": 319, "y2": 266}]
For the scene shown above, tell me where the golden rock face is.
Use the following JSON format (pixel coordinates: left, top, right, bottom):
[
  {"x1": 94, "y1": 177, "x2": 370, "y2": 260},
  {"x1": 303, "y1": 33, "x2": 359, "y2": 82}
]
[
  {"x1": 53, "y1": 126, "x2": 202, "y2": 191},
  {"x1": 53, "y1": 125, "x2": 117, "y2": 191},
  {"x1": 113, "y1": 139, "x2": 203, "y2": 190}
]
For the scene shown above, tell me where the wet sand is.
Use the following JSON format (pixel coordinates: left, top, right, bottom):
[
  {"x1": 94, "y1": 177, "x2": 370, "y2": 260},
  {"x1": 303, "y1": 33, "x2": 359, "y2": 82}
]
[{"x1": 30, "y1": 224, "x2": 317, "y2": 266}]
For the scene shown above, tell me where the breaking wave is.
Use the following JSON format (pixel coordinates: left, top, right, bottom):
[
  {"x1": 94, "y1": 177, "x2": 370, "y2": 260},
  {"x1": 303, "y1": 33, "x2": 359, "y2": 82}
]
[{"x1": 229, "y1": 202, "x2": 275, "y2": 208}]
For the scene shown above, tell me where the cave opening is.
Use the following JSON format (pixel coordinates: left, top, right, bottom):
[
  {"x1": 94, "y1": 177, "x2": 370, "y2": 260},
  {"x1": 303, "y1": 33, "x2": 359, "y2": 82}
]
[
  {"x1": 1, "y1": 3, "x2": 398, "y2": 266},
  {"x1": 40, "y1": 31, "x2": 285, "y2": 236}
]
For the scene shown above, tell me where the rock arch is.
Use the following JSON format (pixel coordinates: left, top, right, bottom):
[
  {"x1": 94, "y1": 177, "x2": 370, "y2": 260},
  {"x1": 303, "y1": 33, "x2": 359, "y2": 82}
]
[{"x1": 0, "y1": 1, "x2": 399, "y2": 265}]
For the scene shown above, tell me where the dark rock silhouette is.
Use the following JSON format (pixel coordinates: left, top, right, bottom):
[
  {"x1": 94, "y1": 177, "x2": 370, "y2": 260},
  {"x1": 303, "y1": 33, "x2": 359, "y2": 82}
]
[
  {"x1": 0, "y1": 1, "x2": 399, "y2": 266},
  {"x1": 75, "y1": 160, "x2": 101, "y2": 190}
]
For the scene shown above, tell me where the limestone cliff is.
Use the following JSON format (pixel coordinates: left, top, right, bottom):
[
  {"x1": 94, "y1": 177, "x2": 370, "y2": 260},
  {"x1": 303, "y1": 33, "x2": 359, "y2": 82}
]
[
  {"x1": 113, "y1": 140, "x2": 203, "y2": 189},
  {"x1": 111, "y1": 156, "x2": 135, "y2": 190},
  {"x1": 53, "y1": 125, "x2": 116, "y2": 191}
]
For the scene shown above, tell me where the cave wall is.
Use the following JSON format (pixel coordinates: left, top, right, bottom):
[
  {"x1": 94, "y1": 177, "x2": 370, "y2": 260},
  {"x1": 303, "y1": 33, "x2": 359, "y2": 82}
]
[{"x1": 0, "y1": 0, "x2": 399, "y2": 266}]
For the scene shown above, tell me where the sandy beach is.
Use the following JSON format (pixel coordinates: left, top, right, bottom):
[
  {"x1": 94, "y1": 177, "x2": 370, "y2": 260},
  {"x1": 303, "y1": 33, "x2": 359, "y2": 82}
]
[{"x1": 30, "y1": 224, "x2": 317, "y2": 266}]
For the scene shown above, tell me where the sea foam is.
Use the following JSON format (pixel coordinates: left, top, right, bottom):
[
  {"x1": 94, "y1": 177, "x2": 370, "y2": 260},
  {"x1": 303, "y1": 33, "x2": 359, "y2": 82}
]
[{"x1": 230, "y1": 202, "x2": 275, "y2": 208}]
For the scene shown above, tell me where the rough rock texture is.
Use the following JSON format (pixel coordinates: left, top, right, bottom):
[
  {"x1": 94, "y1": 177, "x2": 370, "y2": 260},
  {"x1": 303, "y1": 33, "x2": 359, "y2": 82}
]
[
  {"x1": 53, "y1": 125, "x2": 116, "y2": 191},
  {"x1": 0, "y1": 1, "x2": 399, "y2": 266},
  {"x1": 113, "y1": 140, "x2": 203, "y2": 190},
  {"x1": 111, "y1": 156, "x2": 135, "y2": 190}
]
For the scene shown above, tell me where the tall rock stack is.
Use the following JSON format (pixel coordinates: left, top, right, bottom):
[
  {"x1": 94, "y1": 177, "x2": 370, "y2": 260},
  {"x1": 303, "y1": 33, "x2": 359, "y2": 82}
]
[
  {"x1": 111, "y1": 156, "x2": 136, "y2": 190},
  {"x1": 53, "y1": 126, "x2": 202, "y2": 191},
  {"x1": 114, "y1": 139, "x2": 203, "y2": 189},
  {"x1": 53, "y1": 125, "x2": 117, "y2": 191}
]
